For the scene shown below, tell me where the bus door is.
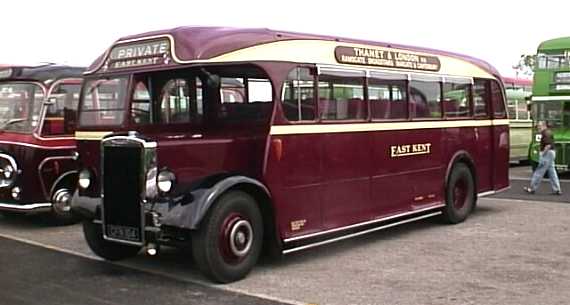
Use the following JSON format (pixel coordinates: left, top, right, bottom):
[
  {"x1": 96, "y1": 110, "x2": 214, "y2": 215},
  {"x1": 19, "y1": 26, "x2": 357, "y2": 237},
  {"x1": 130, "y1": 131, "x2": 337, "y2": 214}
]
[
  {"x1": 266, "y1": 67, "x2": 324, "y2": 239},
  {"x1": 490, "y1": 80, "x2": 509, "y2": 190}
]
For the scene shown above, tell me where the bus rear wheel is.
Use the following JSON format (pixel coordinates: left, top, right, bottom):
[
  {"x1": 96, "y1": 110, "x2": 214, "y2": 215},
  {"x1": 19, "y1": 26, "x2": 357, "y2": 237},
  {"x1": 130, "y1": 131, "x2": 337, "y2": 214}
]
[
  {"x1": 441, "y1": 163, "x2": 475, "y2": 224},
  {"x1": 191, "y1": 190, "x2": 263, "y2": 283},
  {"x1": 83, "y1": 220, "x2": 142, "y2": 261}
]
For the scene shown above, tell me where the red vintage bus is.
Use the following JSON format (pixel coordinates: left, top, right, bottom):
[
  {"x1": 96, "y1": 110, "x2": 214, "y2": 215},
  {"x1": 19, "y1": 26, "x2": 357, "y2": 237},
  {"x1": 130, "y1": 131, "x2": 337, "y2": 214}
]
[
  {"x1": 0, "y1": 64, "x2": 84, "y2": 224},
  {"x1": 71, "y1": 27, "x2": 509, "y2": 283}
]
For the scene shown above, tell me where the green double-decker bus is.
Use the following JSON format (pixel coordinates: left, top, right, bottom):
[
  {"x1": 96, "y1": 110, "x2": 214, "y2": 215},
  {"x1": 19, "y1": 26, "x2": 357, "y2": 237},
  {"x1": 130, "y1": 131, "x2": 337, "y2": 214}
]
[{"x1": 530, "y1": 37, "x2": 570, "y2": 171}]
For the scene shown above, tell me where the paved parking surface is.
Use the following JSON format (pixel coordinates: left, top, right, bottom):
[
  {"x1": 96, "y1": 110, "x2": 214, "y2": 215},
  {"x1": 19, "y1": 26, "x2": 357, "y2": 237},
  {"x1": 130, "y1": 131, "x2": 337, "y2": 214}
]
[{"x1": 1, "y1": 166, "x2": 569, "y2": 305}]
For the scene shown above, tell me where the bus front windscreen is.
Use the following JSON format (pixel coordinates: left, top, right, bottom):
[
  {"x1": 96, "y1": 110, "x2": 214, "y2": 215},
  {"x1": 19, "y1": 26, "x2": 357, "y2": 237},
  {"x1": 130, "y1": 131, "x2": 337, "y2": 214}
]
[
  {"x1": 79, "y1": 77, "x2": 128, "y2": 126},
  {"x1": 533, "y1": 101, "x2": 562, "y2": 128},
  {"x1": 0, "y1": 82, "x2": 44, "y2": 133}
]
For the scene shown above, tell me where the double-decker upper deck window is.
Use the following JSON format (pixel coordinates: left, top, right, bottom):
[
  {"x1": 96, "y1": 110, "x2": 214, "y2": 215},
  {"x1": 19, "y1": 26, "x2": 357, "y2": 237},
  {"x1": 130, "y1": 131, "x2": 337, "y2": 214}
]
[
  {"x1": 44, "y1": 83, "x2": 81, "y2": 135},
  {"x1": 282, "y1": 67, "x2": 316, "y2": 122},
  {"x1": 410, "y1": 75, "x2": 441, "y2": 119},
  {"x1": 318, "y1": 70, "x2": 366, "y2": 121},
  {"x1": 473, "y1": 79, "x2": 489, "y2": 118},
  {"x1": 369, "y1": 72, "x2": 407, "y2": 120},
  {"x1": 442, "y1": 78, "x2": 471, "y2": 118},
  {"x1": 79, "y1": 77, "x2": 128, "y2": 126}
]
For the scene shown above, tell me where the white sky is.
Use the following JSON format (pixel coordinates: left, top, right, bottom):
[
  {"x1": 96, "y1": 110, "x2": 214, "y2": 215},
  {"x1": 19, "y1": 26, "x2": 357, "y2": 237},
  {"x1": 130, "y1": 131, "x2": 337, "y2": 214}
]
[{"x1": 2, "y1": 0, "x2": 568, "y2": 78}]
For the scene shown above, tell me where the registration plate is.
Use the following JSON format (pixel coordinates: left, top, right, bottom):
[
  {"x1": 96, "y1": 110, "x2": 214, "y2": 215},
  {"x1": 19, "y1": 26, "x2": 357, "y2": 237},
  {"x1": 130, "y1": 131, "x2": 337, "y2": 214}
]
[{"x1": 105, "y1": 224, "x2": 141, "y2": 242}]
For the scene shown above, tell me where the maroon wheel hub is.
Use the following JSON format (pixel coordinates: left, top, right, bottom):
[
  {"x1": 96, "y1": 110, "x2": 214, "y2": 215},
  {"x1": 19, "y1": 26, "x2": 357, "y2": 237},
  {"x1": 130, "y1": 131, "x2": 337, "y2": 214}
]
[{"x1": 218, "y1": 212, "x2": 253, "y2": 264}]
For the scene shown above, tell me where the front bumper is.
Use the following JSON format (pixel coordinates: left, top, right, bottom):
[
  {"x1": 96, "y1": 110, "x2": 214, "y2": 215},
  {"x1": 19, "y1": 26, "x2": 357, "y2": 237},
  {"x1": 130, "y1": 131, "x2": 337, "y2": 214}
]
[{"x1": 0, "y1": 201, "x2": 52, "y2": 213}]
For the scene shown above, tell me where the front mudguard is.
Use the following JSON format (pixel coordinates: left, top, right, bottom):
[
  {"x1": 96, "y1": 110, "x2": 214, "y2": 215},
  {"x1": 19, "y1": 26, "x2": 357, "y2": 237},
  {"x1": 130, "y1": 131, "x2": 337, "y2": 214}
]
[
  {"x1": 160, "y1": 175, "x2": 269, "y2": 229},
  {"x1": 71, "y1": 175, "x2": 270, "y2": 230}
]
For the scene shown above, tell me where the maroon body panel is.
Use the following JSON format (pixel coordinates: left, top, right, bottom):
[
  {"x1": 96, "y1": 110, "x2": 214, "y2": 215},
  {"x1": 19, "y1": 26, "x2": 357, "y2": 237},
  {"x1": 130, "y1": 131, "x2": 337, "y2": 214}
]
[
  {"x1": 0, "y1": 65, "x2": 84, "y2": 212},
  {"x1": 74, "y1": 27, "x2": 509, "y2": 255}
]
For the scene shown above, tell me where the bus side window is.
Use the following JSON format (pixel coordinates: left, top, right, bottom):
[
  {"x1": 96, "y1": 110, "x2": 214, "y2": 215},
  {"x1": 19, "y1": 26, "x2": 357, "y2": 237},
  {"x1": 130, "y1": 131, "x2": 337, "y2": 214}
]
[
  {"x1": 318, "y1": 71, "x2": 366, "y2": 121},
  {"x1": 369, "y1": 72, "x2": 407, "y2": 120},
  {"x1": 410, "y1": 76, "x2": 441, "y2": 119},
  {"x1": 442, "y1": 78, "x2": 471, "y2": 118},
  {"x1": 473, "y1": 79, "x2": 489, "y2": 118},
  {"x1": 281, "y1": 67, "x2": 316, "y2": 122},
  {"x1": 491, "y1": 80, "x2": 507, "y2": 119},
  {"x1": 159, "y1": 78, "x2": 197, "y2": 124},
  {"x1": 131, "y1": 80, "x2": 152, "y2": 125},
  {"x1": 44, "y1": 83, "x2": 80, "y2": 136}
]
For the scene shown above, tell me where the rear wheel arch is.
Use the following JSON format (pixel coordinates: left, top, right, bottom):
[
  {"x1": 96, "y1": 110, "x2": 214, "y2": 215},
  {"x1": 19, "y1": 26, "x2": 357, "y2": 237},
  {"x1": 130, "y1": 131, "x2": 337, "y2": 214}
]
[{"x1": 445, "y1": 151, "x2": 478, "y2": 192}]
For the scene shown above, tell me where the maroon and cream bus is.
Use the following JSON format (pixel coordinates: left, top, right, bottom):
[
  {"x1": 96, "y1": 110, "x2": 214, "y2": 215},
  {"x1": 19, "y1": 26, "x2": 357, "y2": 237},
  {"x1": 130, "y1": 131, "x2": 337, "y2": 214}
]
[
  {"x1": 0, "y1": 64, "x2": 84, "y2": 224},
  {"x1": 71, "y1": 27, "x2": 509, "y2": 283}
]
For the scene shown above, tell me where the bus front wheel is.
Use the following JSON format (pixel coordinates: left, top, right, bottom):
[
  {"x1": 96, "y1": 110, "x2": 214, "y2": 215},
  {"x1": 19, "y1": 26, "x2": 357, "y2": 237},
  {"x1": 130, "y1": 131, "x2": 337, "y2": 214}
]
[
  {"x1": 191, "y1": 190, "x2": 263, "y2": 283},
  {"x1": 441, "y1": 163, "x2": 475, "y2": 224}
]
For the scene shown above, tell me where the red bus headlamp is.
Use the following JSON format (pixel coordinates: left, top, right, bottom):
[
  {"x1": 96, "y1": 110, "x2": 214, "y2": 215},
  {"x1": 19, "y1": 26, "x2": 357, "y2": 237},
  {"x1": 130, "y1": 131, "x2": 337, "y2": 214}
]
[
  {"x1": 78, "y1": 169, "x2": 92, "y2": 189},
  {"x1": 157, "y1": 170, "x2": 175, "y2": 193}
]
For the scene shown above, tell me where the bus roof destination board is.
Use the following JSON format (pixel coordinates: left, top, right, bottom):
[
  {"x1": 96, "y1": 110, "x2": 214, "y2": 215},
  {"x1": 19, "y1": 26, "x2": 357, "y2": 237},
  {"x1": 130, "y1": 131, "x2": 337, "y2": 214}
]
[
  {"x1": 335, "y1": 46, "x2": 441, "y2": 72},
  {"x1": 108, "y1": 38, "x2": 171, "y2": 70}
]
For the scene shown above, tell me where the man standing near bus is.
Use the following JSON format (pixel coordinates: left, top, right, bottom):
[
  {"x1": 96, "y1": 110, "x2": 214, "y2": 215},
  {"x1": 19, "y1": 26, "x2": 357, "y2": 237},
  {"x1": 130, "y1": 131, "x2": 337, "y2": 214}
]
[{"x1": 524, "y1": 121, "x2": 562, "y2": 195}]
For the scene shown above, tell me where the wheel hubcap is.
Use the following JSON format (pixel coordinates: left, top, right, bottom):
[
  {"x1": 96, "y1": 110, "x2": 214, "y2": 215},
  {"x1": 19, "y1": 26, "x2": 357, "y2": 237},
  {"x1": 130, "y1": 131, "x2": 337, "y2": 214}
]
[
  {"x1": 229, "y1": 220, "x2": 253, "y2": 257},
  {"x1": 53, "y1": 188, "x2": 72, "y2": 213},
  {"x1": 220, "y1": 213, "x2": 254, "y2": 263}
]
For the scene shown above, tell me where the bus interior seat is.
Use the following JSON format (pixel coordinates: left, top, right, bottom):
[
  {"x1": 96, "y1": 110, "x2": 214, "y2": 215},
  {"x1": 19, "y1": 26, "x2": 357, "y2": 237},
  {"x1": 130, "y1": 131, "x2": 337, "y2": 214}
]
[{"x1": 43, "y1": 118, "x2": 65, "y2": 135}]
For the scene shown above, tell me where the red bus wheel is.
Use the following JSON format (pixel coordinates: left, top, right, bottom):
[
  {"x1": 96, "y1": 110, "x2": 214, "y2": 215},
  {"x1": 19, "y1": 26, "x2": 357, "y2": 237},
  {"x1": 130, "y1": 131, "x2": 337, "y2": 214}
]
[
  {"x1": 192, "y1": 190, "x2": 263, "y2": 283},
  {"x1": 441, "y1": 163, "x2": 475, "y2": 224}
]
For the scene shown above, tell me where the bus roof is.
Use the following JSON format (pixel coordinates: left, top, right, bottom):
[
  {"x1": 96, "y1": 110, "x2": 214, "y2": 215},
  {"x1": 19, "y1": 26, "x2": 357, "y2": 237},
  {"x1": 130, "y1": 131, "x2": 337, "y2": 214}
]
[
  {"x1": 538, "y1": 37, "x2": 570, "y2": 52},
  {"x1": 0, "y1": 64, "x2": 85, "y2": 83},
  {"x1": 87, "y1": 26, "x2": 501, "y2": 79}
]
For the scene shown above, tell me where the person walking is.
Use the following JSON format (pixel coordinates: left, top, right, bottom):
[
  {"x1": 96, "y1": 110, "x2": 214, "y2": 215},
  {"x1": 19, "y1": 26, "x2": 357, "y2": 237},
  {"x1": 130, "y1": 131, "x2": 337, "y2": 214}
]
[{"x1": 524, "y1": 121, "x2": 562, "y2": 195}]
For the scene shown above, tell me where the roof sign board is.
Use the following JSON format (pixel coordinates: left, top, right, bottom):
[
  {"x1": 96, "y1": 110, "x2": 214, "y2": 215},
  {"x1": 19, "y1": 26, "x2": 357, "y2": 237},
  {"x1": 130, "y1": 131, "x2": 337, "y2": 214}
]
[
  {"x1": 108, "y1": 38, "x2": 171, "y2": 70},
  {"x1": 335, "y1": 46, "x2": 441, "y2": 72}
]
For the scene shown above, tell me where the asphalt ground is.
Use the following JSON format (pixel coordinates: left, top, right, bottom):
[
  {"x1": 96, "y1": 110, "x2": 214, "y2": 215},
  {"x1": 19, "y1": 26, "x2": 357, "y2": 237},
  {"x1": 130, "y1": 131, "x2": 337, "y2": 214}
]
[
  {"x1": 0, "y1": 164, "x2": 569, "y2": 305},
  {"x1": 0, "y1": 237, "x2": 288, "y2": 305}
]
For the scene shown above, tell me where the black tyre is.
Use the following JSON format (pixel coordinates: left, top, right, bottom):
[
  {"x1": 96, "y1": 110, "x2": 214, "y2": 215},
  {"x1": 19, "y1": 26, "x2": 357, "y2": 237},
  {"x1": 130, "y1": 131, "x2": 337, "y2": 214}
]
[
  {"x1": 191, "y1": 190, "x2": 263, "y2": 283},
  {"x1": 441, "y1": 163, "x2": 475, "y2": 224},
  {"x1": 83, "y1": 220, "x2": 141, "y2": 261},
  {"x1": 0, "y1": 211, "x2": 22, "y2": 219},
  {"x1": 49, "y1": 187, "x2": 80, "y2": 225}
]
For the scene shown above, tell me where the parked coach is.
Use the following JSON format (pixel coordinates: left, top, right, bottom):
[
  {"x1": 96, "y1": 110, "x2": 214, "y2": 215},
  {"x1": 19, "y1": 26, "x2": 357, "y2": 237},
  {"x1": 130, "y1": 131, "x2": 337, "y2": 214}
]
[
  {"x1": 0, "y1": 64, "x2": 84, "y2": 224},
  {"x1": 71, "y1": 27, "x2": 509, "y2": 283}
]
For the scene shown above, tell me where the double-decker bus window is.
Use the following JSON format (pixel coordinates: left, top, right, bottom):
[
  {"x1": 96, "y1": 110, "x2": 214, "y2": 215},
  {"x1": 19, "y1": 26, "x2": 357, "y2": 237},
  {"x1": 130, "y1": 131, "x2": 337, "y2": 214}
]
[
  {"x1": 491, "y1": 80, "x2": 507, "y2": 119},
  {"x1": 131, "y1": 80, "x2": 152, "y2": 125},
  {"x1": 282, "y1": 67, "x2": 316, "y2": 122},
  {"x1": 79, "y1": 77, "x2": 128, "y2": 126},
  {"x1": 410, "y1": 76, "x2": 441, "y2": 119},
  {"x1": 369, "y1": 72, "x2": 407, "y2": 120},
  {"x1": 44, "y1": 83, "x2": 80, "y2": 135},
  {"x1": 442, "y1": 78, "x2": 471, "y2": 118},
  {"x1": 318, "y1": 72, "x2": 366, "y2": 121},
  {"x1": 473, "y1": 80, "x2": 489, "y2": 118}
]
